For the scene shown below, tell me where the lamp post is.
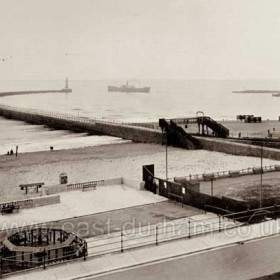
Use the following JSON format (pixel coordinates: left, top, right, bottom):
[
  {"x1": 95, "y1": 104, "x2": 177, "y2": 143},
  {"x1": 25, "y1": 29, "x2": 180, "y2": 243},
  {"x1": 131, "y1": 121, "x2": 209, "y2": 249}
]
[
  {"x1": 165, "y1": 129, "x2": 168, "y2": 181},
  {"x1": 260, "y1": 143, "x2": 263, "y2": 208}
]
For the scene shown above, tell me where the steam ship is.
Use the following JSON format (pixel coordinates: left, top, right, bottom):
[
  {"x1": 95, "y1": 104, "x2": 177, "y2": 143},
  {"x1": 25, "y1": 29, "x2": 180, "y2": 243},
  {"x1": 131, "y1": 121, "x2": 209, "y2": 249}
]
[{"x1": 108, "y1": 81, "x2": 150, "y2": 93}]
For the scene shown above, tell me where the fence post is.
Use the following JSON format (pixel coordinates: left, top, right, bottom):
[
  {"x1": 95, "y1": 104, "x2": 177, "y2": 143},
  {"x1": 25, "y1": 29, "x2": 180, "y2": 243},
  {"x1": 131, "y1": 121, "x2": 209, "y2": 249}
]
[
  {"x1": 43, "y1": 249, "x2": 46, "y2": 269},
  {"x1": 84, "y1": 242, "x2": 87, "y2": 261},
  {"x1": 156, "y1": 225, "x2": 158, "y2": 246},
  {"x1": 121, "y1": 231, "x2": 124, "y2": 253},
  {"x1": 188, "y1": 220, "x2": 191, "y2": 238},
  {"x1": 219, "y1": 215, "x2": 221, "y2": 232}
]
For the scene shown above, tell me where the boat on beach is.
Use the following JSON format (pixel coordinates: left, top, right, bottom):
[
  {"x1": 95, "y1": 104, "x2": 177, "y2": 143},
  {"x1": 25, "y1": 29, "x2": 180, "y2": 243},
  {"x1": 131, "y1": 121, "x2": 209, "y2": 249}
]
[{"x1": 108, "y1": 81, "x2": 150, "y2": 93}]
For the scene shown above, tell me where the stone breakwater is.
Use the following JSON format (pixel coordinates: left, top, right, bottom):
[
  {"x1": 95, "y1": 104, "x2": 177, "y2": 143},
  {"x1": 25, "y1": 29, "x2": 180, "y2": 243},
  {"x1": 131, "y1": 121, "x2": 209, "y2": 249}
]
[
  {"x1": 0, "y1": 105, "x2": 162, "y2": 144},
  {"x1": 0, "y1": 90, "x2": 69, "y2": 97}
]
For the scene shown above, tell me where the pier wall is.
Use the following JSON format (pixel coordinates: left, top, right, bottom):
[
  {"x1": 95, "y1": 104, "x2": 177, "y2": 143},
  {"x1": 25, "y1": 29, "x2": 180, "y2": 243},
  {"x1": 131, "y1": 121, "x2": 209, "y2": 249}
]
[
  {"x1": 94, "y1": 122, "x2": 162, "y2": 143},
  {"x1": 0, "y1": 106, "x2": 162, "y2": 144},
  {"x1": 196, "y1": 136, "x2": 280, "y2": 161},
  {"x1": 2, "y1": 105, "x2": 280, "y2": 160}
]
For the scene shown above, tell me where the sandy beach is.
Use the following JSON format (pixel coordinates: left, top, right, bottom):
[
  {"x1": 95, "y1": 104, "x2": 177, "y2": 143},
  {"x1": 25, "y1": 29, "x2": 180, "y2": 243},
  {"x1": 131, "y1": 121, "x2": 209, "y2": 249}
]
[{"x1": 0, "y1": 142, "x2": 279, "y2": 202}]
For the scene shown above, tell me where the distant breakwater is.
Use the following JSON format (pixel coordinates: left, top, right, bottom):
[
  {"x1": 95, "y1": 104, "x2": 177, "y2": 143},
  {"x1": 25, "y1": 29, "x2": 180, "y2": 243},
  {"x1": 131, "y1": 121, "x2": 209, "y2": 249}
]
[
  {"x1": 232, "y1": 90, "x2": 280, "y2": 94},
  {"x1": 0, "y1": 105, "x2": 162, "y2": 144},
  {"x1": 0, "y1": 90, "x2": 68, "y2": 97}
]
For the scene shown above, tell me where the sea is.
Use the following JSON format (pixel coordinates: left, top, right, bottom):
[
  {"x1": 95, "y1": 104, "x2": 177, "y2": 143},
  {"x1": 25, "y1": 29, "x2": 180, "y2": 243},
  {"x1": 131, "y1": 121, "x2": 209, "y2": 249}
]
[{"x1": 1, "y1": 79, "x2": 280, "y2": 154}]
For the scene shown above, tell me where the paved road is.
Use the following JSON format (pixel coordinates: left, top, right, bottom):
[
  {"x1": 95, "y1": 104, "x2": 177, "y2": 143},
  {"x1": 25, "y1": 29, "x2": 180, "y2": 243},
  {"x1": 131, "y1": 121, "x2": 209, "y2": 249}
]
[{"x1": 93, "y1": 235, "x2": 280, "y2": 280}]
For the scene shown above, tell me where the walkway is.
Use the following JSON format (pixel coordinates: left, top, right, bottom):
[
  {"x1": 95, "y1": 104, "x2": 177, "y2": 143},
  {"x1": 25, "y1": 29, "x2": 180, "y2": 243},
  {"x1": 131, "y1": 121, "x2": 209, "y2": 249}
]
[{"x1": 93, "y1": 232, "x2": 280, "y2": 280}]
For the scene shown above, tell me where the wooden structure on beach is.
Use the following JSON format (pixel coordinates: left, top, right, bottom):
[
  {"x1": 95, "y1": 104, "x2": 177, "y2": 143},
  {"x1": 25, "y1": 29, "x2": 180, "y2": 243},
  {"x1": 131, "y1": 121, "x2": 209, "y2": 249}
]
[{"x1": 19, "y1": 182, "x2": 44, "y2": 194}]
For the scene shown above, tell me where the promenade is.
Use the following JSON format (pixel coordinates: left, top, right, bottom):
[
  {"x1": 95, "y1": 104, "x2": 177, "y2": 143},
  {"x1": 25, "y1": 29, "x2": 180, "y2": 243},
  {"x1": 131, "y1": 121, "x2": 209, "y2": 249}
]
[{"x1": 6, "y1": 218, "x2": 280, "y2": 280}]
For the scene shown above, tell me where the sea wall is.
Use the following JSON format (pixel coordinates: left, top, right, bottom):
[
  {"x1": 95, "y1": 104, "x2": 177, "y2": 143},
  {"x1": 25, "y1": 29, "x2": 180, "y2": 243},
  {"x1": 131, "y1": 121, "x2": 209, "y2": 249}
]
[
  {"x1": 32, "y1": 194, "x2": 60, "y2": 207},
  {"x1": 43, "y1": 184, "x2": 67, "y2": 195},
  {"x1": 0, "y1": 106, "x2": 162, "y2": 144},
  {"x1": 122, "y1": 177, "x2": 142, "y2": 190},
  {"x1": 195, "y1": 136, "x2": 280, "y2": 161}
]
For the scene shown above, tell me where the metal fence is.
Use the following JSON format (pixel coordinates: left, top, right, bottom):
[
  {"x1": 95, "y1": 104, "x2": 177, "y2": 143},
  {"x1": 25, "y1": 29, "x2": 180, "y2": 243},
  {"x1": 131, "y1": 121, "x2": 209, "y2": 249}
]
[
  {"x1": 66, "y1": 180, "x2": 105, "y2": 191},
  {"x1": 79, "y1": 203, "x2": 280, "y2": 258},
  {"x1": 84, "y1": 213, "x2": 240, "y2": 258},
  {"x1": 177, "y1": 164, "x2": 280, "y2": 182}
]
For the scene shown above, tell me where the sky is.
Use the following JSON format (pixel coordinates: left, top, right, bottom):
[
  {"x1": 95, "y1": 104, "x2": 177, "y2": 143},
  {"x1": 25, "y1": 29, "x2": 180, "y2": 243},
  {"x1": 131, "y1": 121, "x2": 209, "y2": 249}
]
[{"x1": 0, "y1": 0, "x2": 280, "y2": 80}]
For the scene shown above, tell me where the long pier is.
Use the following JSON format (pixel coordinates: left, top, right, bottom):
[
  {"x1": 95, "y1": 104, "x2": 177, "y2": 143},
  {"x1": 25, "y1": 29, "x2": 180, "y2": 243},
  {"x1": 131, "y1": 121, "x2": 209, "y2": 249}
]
[
  {"x1": 2, "y1": 104, "x2": 280, "y2": 160},
  {"x1": 0, "y1": 105, "x2": 162, "y2": 144}
]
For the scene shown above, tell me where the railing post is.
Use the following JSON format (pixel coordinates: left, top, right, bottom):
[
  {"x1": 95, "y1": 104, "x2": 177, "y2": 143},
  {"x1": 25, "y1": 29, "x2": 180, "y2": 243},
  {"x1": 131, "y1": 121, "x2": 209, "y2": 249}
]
[
  {"x1": 0, "y1": 257, "x2": 2, "y2": 279},
  {"x1": 121, "y1": 231, "x2": 124, "y2": 253},
  {"x1": 188, "y1": 220, "x2": 191, "y2": 238},
  {"x1": 43, "y1": 249, "x2": 46, "y2": 269},
  {"x1": 156, "y1": 225, "x2": 158, "y2": 246},
  {"x1": 274, "y1": 204, "x2": 278, "y2": 220},
  {"x1": 84, "y1": 242, "x2": 87, "y2": 261}
]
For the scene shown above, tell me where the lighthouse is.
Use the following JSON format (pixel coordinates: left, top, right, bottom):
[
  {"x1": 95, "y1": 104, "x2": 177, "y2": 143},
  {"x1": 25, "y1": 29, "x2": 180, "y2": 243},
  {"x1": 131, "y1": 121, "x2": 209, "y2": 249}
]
[{"x1": 62, "y1": 77, "x2": 72, "y2": 93}]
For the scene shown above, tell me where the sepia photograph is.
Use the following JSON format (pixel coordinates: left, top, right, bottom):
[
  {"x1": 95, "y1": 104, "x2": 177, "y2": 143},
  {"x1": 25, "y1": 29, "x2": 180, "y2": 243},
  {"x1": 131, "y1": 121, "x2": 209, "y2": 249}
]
[{"x1": 1, "y1": 0, "x2": 280, "y2": 279}]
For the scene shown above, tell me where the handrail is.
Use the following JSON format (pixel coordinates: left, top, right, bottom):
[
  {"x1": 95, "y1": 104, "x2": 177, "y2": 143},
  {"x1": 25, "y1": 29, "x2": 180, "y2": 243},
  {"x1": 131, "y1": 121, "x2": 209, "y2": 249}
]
[
  {"x1": 177, "y1": 164, "x2": 280, "y2": 182},
  {"x1": 67, "y1": 180, "x2": 105, "y2": 190}
]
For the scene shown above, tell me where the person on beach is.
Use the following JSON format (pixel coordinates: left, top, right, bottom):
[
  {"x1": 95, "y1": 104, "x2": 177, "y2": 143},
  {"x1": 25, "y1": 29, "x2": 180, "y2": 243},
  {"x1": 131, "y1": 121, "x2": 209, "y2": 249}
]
[{"x1": 10, "y1": 149, "x2": 13, "y2": 155}]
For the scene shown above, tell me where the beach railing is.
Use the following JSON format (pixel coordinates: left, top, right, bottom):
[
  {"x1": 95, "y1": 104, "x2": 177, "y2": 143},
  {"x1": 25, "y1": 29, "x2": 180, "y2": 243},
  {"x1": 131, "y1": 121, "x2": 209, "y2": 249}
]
[
  {"x1": 84, "y1": 211, "x2": 241, "y2": 259},
  {"x1": 66, "y1": 180, "x2": 105, "y2": 191},
  {"x1": 180, "y1": 164, "x2": 280, "y2": 183}
]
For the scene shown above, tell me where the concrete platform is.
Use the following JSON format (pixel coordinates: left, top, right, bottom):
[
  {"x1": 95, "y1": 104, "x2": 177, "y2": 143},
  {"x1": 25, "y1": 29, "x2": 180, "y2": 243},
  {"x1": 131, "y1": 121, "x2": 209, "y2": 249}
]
[
  {"x1": 0, "y1": 185, "x2": 167, "y2": 231},
  {"x1": 0, "y1": 201, "x2": 203, "y2": 241}
]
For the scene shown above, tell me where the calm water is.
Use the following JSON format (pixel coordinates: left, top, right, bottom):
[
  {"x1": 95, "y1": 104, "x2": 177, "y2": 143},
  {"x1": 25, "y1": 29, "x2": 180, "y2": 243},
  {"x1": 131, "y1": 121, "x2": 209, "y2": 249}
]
[{"x1": 1, "y1": 79, "x2": 280, "y2": 153}]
